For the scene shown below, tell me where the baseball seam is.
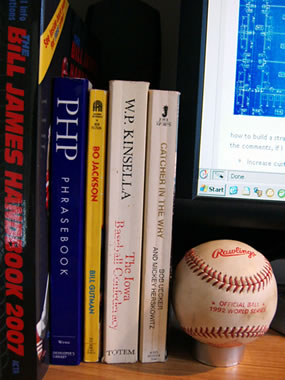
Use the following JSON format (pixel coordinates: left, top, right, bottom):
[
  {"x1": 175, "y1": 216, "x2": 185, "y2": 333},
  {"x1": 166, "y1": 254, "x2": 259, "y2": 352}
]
[
  {"x1": 185, "y1": 249, "x2": 273, "y2": 293},
  {"x1": 183, "y1": 325, "x2": 269, "y2": 339}
]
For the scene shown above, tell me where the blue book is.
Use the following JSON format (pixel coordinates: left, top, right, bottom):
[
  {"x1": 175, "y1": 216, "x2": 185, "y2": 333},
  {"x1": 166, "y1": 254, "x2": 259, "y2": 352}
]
[{"x1": 50, "y1": 77, "x2": 90, "y2": 365}]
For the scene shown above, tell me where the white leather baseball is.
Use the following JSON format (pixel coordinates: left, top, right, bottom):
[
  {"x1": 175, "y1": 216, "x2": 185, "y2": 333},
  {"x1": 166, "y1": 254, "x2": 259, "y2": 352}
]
[{"x1": 172, "y1": 240, "x2": 278, "y2": 348}]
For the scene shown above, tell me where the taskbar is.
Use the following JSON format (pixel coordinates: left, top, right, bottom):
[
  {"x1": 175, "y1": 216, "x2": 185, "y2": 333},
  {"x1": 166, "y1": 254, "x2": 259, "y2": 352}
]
[{"x1": 197, "y1": 168, "x2": 285, "y2": 201}]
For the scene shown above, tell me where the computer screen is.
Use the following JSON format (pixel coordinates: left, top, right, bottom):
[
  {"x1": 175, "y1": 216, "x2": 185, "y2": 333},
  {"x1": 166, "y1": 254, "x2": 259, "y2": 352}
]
[
  {"x1": 175, "y1": 0, "x2": 285, "y2": 234},
  {"x1": 197, "y1": 0, "x2": 285, "y2": 202}
]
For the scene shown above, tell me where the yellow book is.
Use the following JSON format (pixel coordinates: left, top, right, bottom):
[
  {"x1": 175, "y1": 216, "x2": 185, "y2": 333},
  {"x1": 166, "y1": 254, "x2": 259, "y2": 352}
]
[{"x1": 84, "y1": 89, "x2": 108, "y2": 362}]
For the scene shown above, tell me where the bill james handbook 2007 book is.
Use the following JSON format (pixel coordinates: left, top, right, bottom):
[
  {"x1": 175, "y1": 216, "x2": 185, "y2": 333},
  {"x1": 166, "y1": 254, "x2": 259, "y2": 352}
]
[
  {"x1": 139, "y1": 90, "x2": 180, "y2": 363},
  {"x1": 102, "y1": 80, "x2": 150, "y2": 364}
]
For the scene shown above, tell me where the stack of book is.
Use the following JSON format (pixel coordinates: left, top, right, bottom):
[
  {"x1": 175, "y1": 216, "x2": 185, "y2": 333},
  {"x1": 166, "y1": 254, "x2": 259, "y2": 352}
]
[
  {"x1": 0, "y1": 2, "x2": 180, "y2": 380},
  {"x1": 49, "y1": 77, "x2": 180, "y2": 366}
]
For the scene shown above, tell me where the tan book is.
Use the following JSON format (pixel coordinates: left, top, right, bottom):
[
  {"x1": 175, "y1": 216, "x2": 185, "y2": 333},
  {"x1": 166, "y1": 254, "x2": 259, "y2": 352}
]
[
  {"x1": 102, "y1": 80, "x2": 150, "y2": 364},
  {"x1": 139, "y1": 89, "x2": 180, "y2": 363}
]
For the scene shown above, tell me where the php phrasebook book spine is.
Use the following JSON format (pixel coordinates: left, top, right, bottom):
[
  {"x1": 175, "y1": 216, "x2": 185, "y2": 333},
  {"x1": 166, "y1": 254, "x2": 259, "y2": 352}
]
[{"x1": 50, "y1": 77, "x2": 90, "y2": 365}]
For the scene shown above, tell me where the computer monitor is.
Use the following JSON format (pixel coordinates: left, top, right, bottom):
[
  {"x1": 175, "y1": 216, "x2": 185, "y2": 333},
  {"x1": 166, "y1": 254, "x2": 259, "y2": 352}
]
[{"x1": 174, "y1": 0, "x2": 285, "y2": 260}]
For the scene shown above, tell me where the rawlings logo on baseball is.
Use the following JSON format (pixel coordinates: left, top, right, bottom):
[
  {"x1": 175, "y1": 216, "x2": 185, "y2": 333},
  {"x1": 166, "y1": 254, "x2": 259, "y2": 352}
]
[
  {"x1": 212, "y1": 247, "x2": 256, "y2": 259},
  {"x1": 185, "y1": 248, "x2": 272, "y2": 293}
]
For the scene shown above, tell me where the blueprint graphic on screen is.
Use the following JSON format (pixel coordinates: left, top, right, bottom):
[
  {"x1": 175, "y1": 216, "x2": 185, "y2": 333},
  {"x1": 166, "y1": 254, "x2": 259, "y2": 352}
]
[{"x1": 234, "y1": 0, "x2": 285, "y2": 117}]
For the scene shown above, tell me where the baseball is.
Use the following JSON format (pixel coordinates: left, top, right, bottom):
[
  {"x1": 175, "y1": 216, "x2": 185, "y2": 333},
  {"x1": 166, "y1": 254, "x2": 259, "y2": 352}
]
[{"x1": 172, "y1": 240, "x2": 278, "y2": 348}]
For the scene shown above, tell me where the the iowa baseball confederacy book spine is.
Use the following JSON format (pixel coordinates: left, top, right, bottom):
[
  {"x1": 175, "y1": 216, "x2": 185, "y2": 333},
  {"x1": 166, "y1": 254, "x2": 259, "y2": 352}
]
[
  {"x1": 0, "y1": 0, "x2": 97, "y2": 379},
  {"x1": 102, "y1": 80, "x2": 150, "y2": 364},
  {"x1": 84, "y1": 89, "x2": 108, "y2": 362},
  {"x1": 50, "y1": 77, "x2": 90, "y2": 365},
  {"x1": 139, "y1": 90, "x2": 180, "y2": 363}
]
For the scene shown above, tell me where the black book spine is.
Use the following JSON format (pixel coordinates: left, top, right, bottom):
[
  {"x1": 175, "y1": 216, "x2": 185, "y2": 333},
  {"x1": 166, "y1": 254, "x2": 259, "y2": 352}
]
[{"x1": 0, "y1": 1, "x2": 47, "y2": 379}]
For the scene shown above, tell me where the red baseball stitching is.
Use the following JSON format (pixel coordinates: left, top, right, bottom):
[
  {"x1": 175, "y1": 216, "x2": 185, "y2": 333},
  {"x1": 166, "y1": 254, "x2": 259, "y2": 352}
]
[
  {"x1": 183, "y1": 325, "x2": 269, "y2": 339},
  {"x1": 184, "y1": 249, "x2": 273, "y2": 293}
]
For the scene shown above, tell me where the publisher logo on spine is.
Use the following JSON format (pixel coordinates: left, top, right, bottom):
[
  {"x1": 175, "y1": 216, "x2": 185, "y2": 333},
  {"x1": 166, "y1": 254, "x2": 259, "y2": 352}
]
[
  {"x1": 93, "y1": 100, "x2": 102, "y2": 112},
  {"x1": 156, "y1": 104, "x2": 171, "y2": 127},
  {"x1": 162, "y1": 105, "x2": 168, "y2": 117}
]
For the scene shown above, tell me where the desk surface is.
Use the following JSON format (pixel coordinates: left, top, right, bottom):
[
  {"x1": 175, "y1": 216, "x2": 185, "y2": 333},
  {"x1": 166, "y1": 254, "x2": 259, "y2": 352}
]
[{"x1": 45, "y1": 328, "x2": 285, "y2": 380}]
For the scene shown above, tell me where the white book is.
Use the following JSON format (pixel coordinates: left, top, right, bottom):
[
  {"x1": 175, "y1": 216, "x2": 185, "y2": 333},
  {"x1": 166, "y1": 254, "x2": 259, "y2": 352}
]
[
  {"x1": 139, "y1": 89, "x2": 180, "y2": 363},
  {"x1": 102, "y1": 80, "x2": 150, "y2": 364}
]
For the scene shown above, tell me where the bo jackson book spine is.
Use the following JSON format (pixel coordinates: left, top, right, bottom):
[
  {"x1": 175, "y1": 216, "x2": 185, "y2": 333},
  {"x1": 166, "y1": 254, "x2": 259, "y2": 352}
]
[{"x1": 84, "y1": 88, "x2": 108, "y2": 362}]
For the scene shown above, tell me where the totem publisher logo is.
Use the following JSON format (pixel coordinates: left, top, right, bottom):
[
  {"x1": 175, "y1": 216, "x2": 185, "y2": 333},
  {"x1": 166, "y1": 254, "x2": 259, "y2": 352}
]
[{"x1": 105, "y1": 348, "x2": 135, "y2": 356}]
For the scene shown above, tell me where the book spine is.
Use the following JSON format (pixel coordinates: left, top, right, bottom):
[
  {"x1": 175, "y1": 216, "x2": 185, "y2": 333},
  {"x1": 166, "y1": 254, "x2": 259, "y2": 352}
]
[
  {"x1": 0, "y1": 2, "x2": 48, "y2": 380},
  {"x1": 102, "y1": 80, "x2": 150, "y2": 364},
  {"x1": 50, "y1": 77, "x2": 90, "y2": 365},
  {"x1": 139, "y1": 90, "x2": 180, "y2": 363},
  {"x1": 84, "y1": 89, "x2": 108, "y2": 362}
]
